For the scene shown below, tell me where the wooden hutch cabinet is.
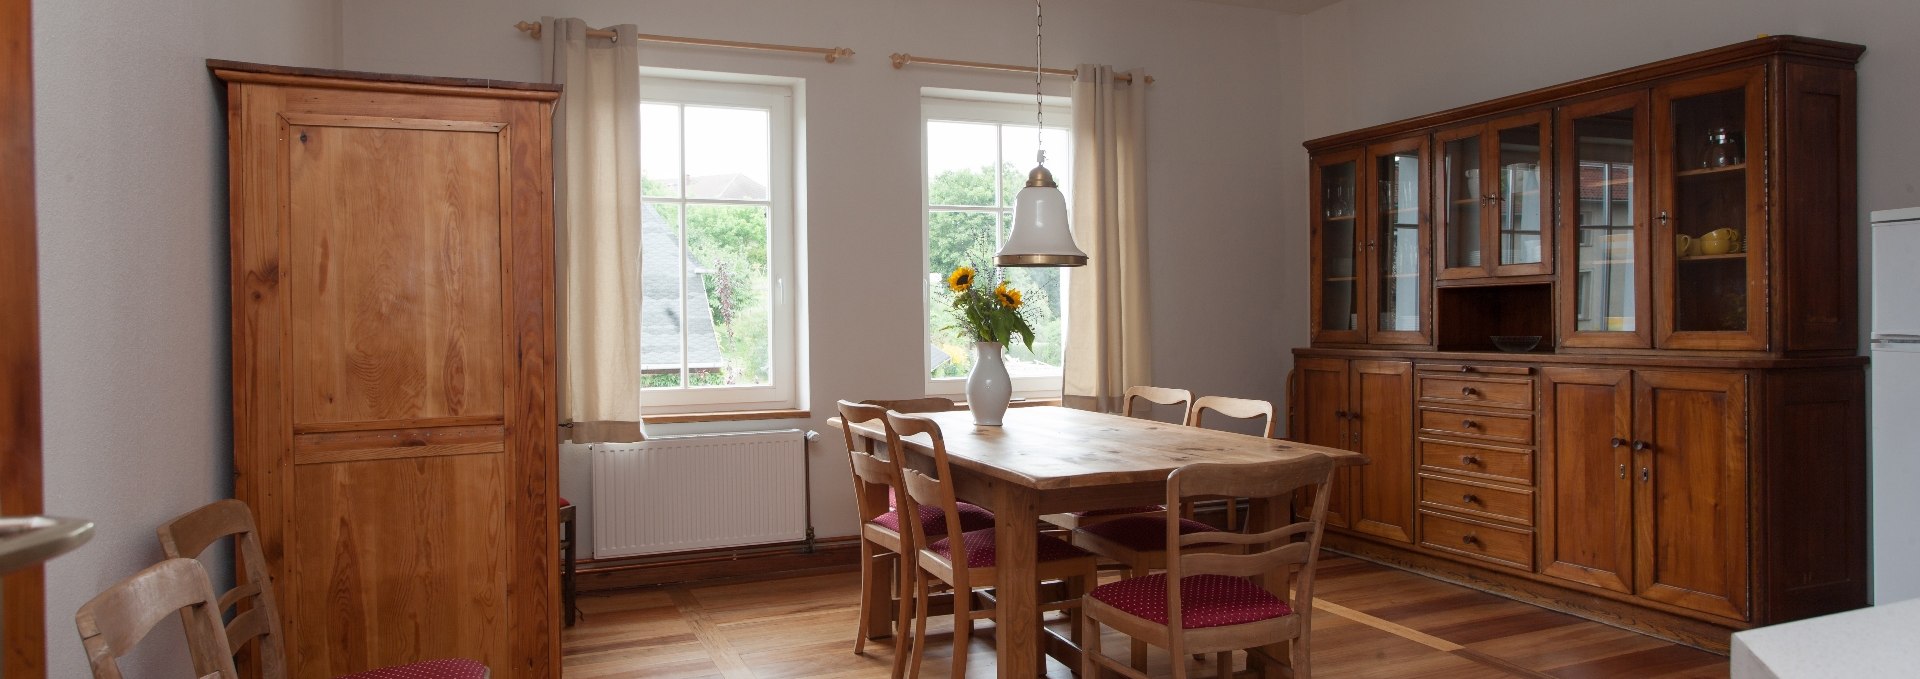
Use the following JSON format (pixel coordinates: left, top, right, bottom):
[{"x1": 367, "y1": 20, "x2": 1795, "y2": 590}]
[{"x1": 1291, "y1": 37, "x2": 1866, "y2": 651}]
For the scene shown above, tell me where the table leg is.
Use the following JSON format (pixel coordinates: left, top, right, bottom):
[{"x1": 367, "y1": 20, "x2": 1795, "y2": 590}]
[{"x1": 994, "y1": 482, "x2": 1040, "y2": 679}]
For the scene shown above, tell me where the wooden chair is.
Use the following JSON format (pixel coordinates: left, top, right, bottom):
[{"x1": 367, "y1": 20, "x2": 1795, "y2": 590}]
[
  {"x1": 1082, "y1": 455, "x2": 1338, "y2": 679},
  {"x1": 1042, "y1": 386, "x2": 1194, "y2": 531},
  {"x1": 76, "y1": 558, "x2": 240, "y2": 679},
  {"x1": 886, "y1": 411, "x2": 1099, "y2": 679},
  {"x1": 861, "y1": 397, "x2": 958, "y2": 413},
  {"x1": 837, "y1": 401, "x2": 993, "y2": 677},
  {"x1": 156, "y1": 499, "x2": 490, "y2": 679},
  {"x1": 560, "y1": 498, "x2": 579, "y2": 627},
  {"x1": 1186, "y1": 396, "x2": 1278, "y2": 530}
]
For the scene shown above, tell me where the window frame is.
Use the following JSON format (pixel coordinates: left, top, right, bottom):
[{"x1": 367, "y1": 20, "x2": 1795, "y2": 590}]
[
  {"x1": 920, "y1": 94, "x2": 1073, "y2": 399},
  {"x1": 637, "y1": 75, "x2": 798, "y2": 413}
]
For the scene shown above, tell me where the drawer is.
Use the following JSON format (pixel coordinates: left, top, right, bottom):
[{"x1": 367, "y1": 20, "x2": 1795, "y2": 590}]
[
  {"x1": 1418, "y1": 438, "x2": 1534, "y2": 485},
  {"x1": 1419, "y1": 406, "x2": 1534, "y2": 444},
  {"x1": 1417, "y1": 363, "x2": 1534, "y2": 376},
  {"x1": 1418, "y1": 510, "x2": 1535, "y2": 571},
  {"x1": 1417, "y1": 473, "x2": 1533, "y2": 525},
  {"x1": 1419, "y1": 374, "x2": 1534, "y2": 410}
]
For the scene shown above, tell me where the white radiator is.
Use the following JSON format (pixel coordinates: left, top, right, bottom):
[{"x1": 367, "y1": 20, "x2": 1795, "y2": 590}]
[{"x1": 590, "y1": 429, "x2": 809, "y2": 558}]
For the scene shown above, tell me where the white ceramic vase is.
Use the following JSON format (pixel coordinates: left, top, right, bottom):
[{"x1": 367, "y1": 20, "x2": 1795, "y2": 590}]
[{"x1": 966, "y1": 341, "x2": 1012, "y2": 426}]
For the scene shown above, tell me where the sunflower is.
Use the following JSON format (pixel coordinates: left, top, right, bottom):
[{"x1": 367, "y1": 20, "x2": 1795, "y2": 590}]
[
  {"x1": 994, "y1": 282, "x2": 1023, "y2": 309},
  {"x1": 947, "y1": 266, "x2": 975, "y2": 292}
]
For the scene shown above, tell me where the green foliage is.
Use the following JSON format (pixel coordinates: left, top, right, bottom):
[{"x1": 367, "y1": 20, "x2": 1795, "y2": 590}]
[
  {"x1": 684, "y1": 204, "x2": 770, "y2": 386},
  {"x1": 926, "y1": 164, "x2": 1066, "y2": 379}
]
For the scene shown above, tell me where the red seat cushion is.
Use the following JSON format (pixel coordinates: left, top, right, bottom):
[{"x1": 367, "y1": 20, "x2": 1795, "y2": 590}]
[
  {"x1": 1075, "y1": 515, "x2": 1219, "y2": 553},
  {"x1": 558, "y1": 497, "x2": 573, "y2": 508},
  {"x1": 871, "y1": 501, "x2": 995, "y2": 537},
  {"x1": 1090, "y1": 573, "x2": 1293, "y2": 629},
  {"x1": 1074, "y1": 505, "x2": 1164, "y2": 518},
  {"x1": 336, "y1": 658, "x2": 490, "y2": 679},
  {"x1": 927, "y1": 527, "x2": 1092, "y2": 569}
]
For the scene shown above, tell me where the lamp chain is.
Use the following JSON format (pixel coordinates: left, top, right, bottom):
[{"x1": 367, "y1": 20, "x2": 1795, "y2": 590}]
[{"x1": 1035, "y1": 0, "x2": 1045, "y2": 167}]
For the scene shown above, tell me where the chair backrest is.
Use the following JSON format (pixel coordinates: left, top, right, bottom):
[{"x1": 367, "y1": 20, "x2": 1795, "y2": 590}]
[
  {"x1": 1188, "y1": 395, "x2": 1277, "y2": 438},
  {"x1": 1163, "y1": 455, "x2": 1337, "y2": 632},
  {"x1": 838, "y1": 400, "x2": 902, "y2": 524},
  {"x1": 1122, "y1": 386, "x2": 1193, "y2": 423},
  {"x1": 861, "y1": 397, "x2": 957, "y2": 413},
  {"x1": 76, "y1": 558, "x2": 241, "y2": 679},
  {"x1": 884, "y1": 411, "x2": 975, "y2": 590},
  {"x1": 156, "y1": 499, "x2": 287, "y2": 679}
]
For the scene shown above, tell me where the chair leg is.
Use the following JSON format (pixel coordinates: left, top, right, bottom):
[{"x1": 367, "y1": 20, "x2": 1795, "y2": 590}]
[
  {"x1": 854, "y1": 540, "x2": 875, "y2": 655},
  {"x1": 952, "y1": 587, "x2": 972, "y2": 679},
  {"x1": 1081, "y1": 613, "x2": 1103, "y2": 679},
  {"x1": 1294, "y1": 634, "x2": 1310, "y2": 679},
  {"x1": 1127, "y1": 570, "x2": 1148, "y2": 672},
  {"x1": 910, "y1": 575, "x2": 932, "y2": 679},
  {"x1": 891, "y1": 552, "x2": 915, "y2": 678},
  {"x1": 1216, "y1": 651, "x2": 1231, "y2": 678}
]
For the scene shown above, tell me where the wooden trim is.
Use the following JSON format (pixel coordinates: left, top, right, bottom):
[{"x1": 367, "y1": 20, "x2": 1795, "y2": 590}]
[
  {"x1": 1295, "y1": 346, "x2": 1865, "y2": 370},
  {"x1": 1303, "y1": 35, "x2": 1862, "y2": 152},
  {"x1": 640, "y1": 408, "x2": 811, "y2": 425},
  {"x1": 577, "y1": 537, "x2": 863, "y2": 593},
  {"x1": 281, "y1": 113, "x2": 507, "y2": 133},
  {"x1": 208, "y1": 59, "x2": 561, "y2": 96},
  {"x1": 1485, "y1": 109, "x2": 1555, "y2": 277},
  {"x1": 1311, "y1": 148, "x2": 1368, "y2": 344},
  {"x1": 0, "y1": 0, "x2": 44, "y2": 674},
  {"x1": 1363, "y1": 134, "x2": 1433, "y2": 346}
]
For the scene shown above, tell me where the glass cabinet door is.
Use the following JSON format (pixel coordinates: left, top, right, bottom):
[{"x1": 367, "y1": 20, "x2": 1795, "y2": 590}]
[
  {"x1": 1490, "y1": 112, "x2": 1552, "y2": 275},
  {"x1": 1311, "y1": 150, "x2": 1365, "y2": 343},
  {"x1": 1368, "y1": 136, "x2": 1429, "y2": 344},
  {"x1": 1435, "y1": 125, "x2": 1484, "y2": 279},
  {"x1": 1559, "y1": 92, "x2": 1651, "y2": 348},
  {"x1": 1654, "y1": 66, "x2": 1767, "y2": 350}
]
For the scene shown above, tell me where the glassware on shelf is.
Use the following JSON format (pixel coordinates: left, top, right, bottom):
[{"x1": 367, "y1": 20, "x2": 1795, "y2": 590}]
[{"x1": 1701, "y1": 126, "x2": 1743, "y2": 168}]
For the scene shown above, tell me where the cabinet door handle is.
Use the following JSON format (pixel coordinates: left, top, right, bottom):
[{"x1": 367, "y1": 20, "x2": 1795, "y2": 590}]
[
  {"x1": 1461, "y1": 493, "x2": 1480, "y2": 505},
  {"x1": 1334, "y1": 410, "x2": 1348, "y2": 419},
  {"x1": 1461, "y1": 419, "x2": 1478, "y2": 430},
  {"x1": 1460, "y1": 455, "x2": 1481, "y2": 466},
  {"x1": 1631, "y1": 440, "x2": 1651, "y2": 452},
  {"x1": 1609, "y1": 437, "x2": 1626, "y2": 448},
  {"x1": 1640, "y1": 467, "x2": 1651, "y2": 483},
  {"x1": 1461, "y1": 533, "x2": 1480, "y2": 546},
  {"x1": 1460, "y1": 386, "x2": 1478, "y2": 397}
]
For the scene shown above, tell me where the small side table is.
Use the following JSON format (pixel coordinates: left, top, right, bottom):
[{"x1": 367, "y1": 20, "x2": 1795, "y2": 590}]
[{"x1": 559, "y1": 499, "x2": 577, "y2": 627}]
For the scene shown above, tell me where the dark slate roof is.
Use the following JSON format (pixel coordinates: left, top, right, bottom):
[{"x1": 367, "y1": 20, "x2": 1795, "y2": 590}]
[{"x1": 641, "y1": 203, "x2": 726, "y2": 371}]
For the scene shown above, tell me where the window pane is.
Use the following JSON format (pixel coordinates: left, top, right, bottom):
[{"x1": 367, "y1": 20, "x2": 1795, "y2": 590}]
[
  {"x1": 1001, "y1": 125, "x2": 1073, "y2": 207},
  {"x1": 1002, "y1": 265, "x2": 1064, "y2": 372},
  {"x1": 641, "y1": 202, "x2": 685, "y2": 388},
  {"x1": 640, "y1": 103, "x2": 682, "y2": 198},
  {"x1": 685, "y1": 204, "x2": 772, "y2": 387},
  {"x1": 684, "y1": 106, "x2": 771, "y2": 201},
  {"x1": 927, "y1": 121, "x2": 999, "y2": 207},
  {"x1": 928, "y1": 211, "x2": 998, "y2": 378}
]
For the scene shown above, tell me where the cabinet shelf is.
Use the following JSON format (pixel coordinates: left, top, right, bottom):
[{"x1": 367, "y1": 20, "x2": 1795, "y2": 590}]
[
  {"x1": 1678, "y1": 252, "x2": 1746, "y2": 262},
  {"x1": 1322, "y1": 215, "x2": 1356, "y2": 222},
  {"x1": 1323, "y1": 276, "x2": 1357, "y2": 282},
  {"x1": 1676, "y1": 163, "x2": 1747, "y2": 178}
]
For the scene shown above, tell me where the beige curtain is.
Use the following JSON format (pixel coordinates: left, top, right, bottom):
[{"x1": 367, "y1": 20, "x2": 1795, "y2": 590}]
[
  {"x1": 544, "y1": 17, "x2": 646, "y2": 443},
  {"x1": 1063, "y1": 65, "x2": 1151, "y2": 413}
]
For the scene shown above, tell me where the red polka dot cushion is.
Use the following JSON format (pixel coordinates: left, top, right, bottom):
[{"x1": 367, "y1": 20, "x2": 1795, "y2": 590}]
[
  {"x1": 336, "y1": 658, "x2": 490, "y2": 679},
  {"x1": 1089, "y1": 573, "x2": 1293, "y2": 629},
  {"x1": 926, "y1": 527, "x2": 1092, "y2": 569},
  {"x1": 871, "y1": 501, "x2": 995, "y2": 537},
  {"x1": 1074, "y1": 515, "x2": 1220, "y2": 553},
  {"x1": 1074, "y1": 505, "x2": 1165, "y2": 518}
]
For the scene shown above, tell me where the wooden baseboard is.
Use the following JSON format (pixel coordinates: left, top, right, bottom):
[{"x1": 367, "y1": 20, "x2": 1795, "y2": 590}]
[
  {"x1": 576, "y1": 536, "x2": 862, "y2": 593},
  {"x1": 1323, "y1": 533, "x2": 1736, "y2": 654}
]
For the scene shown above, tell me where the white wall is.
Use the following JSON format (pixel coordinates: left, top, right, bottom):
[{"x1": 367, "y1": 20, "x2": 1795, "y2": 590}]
[
  {"x1": 1300, "y1": 0, "x2": 1917, "y2": 600},
  {"x1": 336, "y1": 0, "x2": 1303, "y2": 548},
  {"x1": 32, "y1": 0, "x2": 338, "y2": 675}
]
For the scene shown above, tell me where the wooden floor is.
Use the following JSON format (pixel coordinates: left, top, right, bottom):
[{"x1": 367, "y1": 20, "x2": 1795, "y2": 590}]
[{"x1": 561, "y1": 554, "x2": 1729, "y2": 678}]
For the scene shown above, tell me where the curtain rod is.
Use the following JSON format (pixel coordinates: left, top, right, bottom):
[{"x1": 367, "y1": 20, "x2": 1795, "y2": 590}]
[
  {"x1": 889, "y1": 53, "x2": 1153, "y2": 85},
  {"x1": 513, "y1": 21, "x2": 854, "y2": 63}
]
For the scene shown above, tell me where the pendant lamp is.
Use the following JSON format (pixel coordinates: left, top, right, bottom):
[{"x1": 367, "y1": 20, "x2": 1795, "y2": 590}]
[{"x1": 996, "y1": 0, "x2": 1087, "y2": 268}]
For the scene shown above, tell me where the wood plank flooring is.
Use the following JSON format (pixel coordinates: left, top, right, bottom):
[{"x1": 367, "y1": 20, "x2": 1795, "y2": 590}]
[{"x1": 562, "y1": 555, "x2": 1729, "y2": 678}]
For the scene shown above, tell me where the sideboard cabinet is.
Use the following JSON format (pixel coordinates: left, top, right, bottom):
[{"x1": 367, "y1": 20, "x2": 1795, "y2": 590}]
[
  {"x1": 213, "y1": 61, "x2": 561, "y2": 678},
  {"x1": 1292, "y1": 36, "x2": 1866, "y2": 652}
]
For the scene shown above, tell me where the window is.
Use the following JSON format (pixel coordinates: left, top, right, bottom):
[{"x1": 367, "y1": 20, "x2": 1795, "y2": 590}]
[
  {"x1": 639, "y1": 75, "x2": 796, "y2": 411},
  {"x1": 922, "y1": 93, "x2": 1072, "y2": 397}
]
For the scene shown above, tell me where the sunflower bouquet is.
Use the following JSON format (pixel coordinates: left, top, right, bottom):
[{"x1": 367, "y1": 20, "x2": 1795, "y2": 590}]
[{"x1": 942, "y1": 265, "x2": 1037, "y2": 351}]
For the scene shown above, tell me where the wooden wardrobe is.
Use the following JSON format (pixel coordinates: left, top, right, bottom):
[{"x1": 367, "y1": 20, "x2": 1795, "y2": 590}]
[{"x1": 213, "y1": 61, "x2": 560, "y2": 678}]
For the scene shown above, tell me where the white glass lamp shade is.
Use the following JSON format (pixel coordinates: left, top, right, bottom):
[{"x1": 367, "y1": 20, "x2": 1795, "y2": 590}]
[{"x1": 997, "y1": 166, "x2": 1087, "y2": 267}]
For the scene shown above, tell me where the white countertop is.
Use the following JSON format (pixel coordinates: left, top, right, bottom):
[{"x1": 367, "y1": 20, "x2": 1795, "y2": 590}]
[{"x1": 1732, "y1": 597, "x2": 1920, "y2": 678}]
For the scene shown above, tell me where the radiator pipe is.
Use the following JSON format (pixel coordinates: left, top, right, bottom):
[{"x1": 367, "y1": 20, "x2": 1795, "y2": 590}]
[{"x1": 802, "y1": 430, "x2": 819, "y2": 553}]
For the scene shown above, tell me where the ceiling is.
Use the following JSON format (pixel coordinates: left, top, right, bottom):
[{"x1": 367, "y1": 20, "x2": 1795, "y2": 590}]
[{"x1": 1186, "y1": 0, "x2": 1342, "y2": 14}]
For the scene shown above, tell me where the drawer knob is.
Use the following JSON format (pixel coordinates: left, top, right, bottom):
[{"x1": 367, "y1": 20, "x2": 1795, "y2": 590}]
[
  {"x1": 1461, "y1": 419, "x2": 1478, "y2": 429},
  {"x1": 1461, "y1": 493, "x2": 1480, "y2": 505},
  {"x1": 1461, "y1": 533, "x2": 1480, "y2": 546},
  {"x1": 1460, "y1": 365, "x2": 1474, "y2": 373},
  {"x1": 1460, "y1": 454, "x2": 1481, "y2": 466},
  {"x1": 1610, "y1": 437, "x2": 1626, "y2": 448},
  {"x1": 1460, "y1": 386, "x2": 1478, "y2": 397}
]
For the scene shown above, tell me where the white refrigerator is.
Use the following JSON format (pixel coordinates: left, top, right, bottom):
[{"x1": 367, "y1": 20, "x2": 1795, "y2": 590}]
[{"x1": 1872, "y1": 207, "x2": 1920, "y2": 604}]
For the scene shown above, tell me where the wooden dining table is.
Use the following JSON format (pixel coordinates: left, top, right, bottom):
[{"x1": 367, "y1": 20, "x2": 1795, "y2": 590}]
[{"x1": 831, "y1": 405, "x2": 1368, "y2": 678}]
